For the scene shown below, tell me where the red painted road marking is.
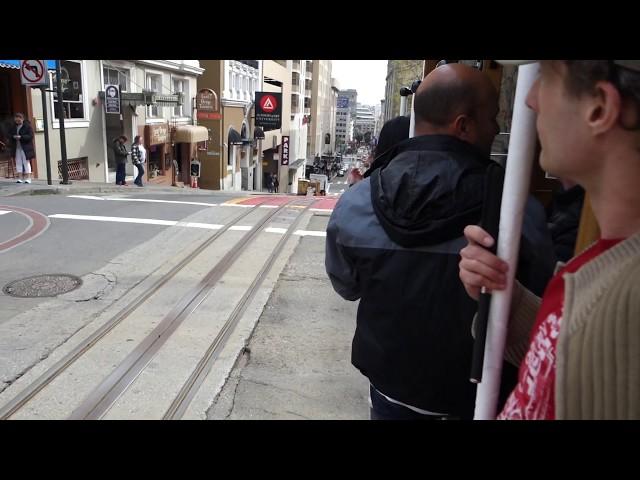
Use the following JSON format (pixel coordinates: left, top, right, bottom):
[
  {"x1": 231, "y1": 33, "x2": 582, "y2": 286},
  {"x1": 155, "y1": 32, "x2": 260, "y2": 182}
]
[
  {"x1": 0, "y1": 205, "x2": 50, "y2": 253},
  {"x1": 232, "y1": 196, "x2": 292, "y2": 206},
  {"x1": 311, "y1": 198, "x2": 338, "y2": 210},
  {"x1": 230, "y1": 196, "x2": 337, "y2": 210}
]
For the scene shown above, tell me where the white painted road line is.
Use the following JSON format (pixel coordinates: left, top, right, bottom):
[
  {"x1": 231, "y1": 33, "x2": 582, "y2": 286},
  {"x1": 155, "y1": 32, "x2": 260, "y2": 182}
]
[
  {"x1": 176, "y1": 222, "x2": 224, "y2": 230},
  {"x1": 68, "y1": 195, "x2": 219, "y2": 207},
  {"x1": 67, "y1": 195, "x2": 105, "y2": 201},
  {"x1": 264, "y1": 227, "x2": 288, "y2": 234},
  {"x1": 293, "y1": 230, "x2": 327, "y2": 237},
  {"x1": 0, "y1": 210, "x2": 12, "y2": 215},
  {"x1": 48, "y1": 214, "x2": 327, "y2": 236},
  {"x1": 310, "y1": 208, "x2": 333, "y2": 213}
]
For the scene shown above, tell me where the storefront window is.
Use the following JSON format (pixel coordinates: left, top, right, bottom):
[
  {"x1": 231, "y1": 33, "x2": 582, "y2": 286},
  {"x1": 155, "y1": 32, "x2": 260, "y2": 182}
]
[{"x1": 51, "y1": 60, "x2": 85, "y2": 120}]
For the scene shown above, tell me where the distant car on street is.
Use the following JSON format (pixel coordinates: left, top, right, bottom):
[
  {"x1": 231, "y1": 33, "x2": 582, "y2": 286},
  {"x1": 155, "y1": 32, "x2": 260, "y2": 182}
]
[{"x1": 337, "y1": 169, "x2": 345, "y2": 177}]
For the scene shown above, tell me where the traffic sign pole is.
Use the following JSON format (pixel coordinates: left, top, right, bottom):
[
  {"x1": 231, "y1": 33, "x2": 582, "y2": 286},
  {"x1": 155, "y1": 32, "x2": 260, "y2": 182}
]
[
  {"x1": 40, "y1": 86, "x2": 52, "y2": 185},
  {"x1": 55, "y1": 60, "x2": 70, "y2": 184}
]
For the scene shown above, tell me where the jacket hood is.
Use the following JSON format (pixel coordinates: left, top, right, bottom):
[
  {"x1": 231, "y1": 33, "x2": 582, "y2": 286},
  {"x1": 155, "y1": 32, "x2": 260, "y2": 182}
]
[{"x1": 370, "y1": 135, "x2": 492, "y2": 247}]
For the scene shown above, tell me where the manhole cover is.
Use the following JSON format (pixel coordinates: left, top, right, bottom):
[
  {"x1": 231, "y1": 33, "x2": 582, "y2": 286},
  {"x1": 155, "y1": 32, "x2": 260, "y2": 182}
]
[{"x1": 3, "y1": 274, "x2": 82, "y2": 298}]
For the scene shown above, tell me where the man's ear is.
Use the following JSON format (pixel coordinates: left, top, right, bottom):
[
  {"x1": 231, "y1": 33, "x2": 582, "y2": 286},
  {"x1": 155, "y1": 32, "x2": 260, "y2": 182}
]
[
  {"x1": 453, "y1": 114, "x2": 472, "y2": 139},
  {"x1": 588, "y1": 81, "x2": 622, "y2": 135}
]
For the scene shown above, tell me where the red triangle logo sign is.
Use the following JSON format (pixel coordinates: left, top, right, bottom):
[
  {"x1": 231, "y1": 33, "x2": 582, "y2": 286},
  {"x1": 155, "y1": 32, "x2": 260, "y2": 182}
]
[{"x1": 260, "y1": 94, "x2": 277, "y2": 114}]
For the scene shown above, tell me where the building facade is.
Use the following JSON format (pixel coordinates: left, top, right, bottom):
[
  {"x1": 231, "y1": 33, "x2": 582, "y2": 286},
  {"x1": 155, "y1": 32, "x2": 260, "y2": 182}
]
[
  {"x1": 383, "y1": 60, "x2": 423, "y2": 122},
  {"x1": 1, "y1": 60, "x2": 205, "y2": 186},
  {"x1": 307, "y1": 60, "x2": 336, "y2": 161}
]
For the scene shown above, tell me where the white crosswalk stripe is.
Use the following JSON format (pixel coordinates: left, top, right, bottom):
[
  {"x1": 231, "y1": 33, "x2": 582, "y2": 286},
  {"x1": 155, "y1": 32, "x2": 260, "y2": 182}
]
[{"x1": 48, "y1": 213, "x2": 327, "y2": 237}]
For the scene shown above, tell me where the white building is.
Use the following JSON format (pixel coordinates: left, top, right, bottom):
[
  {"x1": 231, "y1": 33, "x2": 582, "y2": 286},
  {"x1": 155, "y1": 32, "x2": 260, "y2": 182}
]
[
  {"x1": 221, "y1": 59, "x2": 262, "y2": 191},
  {"x1": 355, "y1": 104, "x2": 376, "y2": 138},
  {"x1": 287, "y1": 60, "x2": 309, "y2": 193}
]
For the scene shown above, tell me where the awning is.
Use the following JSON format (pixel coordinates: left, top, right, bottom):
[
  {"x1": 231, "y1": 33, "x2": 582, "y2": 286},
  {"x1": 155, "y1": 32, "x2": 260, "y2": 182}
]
[
  {"x1": 0, "y1": 60, "x2": 57, "y2": 70},
  {"x1": 228, "y1": 127, "x2": 252, "y2": 146},
  {"x1": 254, "y1": 127, "x2": 265, "y2": 140},
  {"x1": 174, "y1": 125, "x2": 209, "y2": 143},
  {"x1": 288, "y1": 158, "x2": 306, "y2": 170}
]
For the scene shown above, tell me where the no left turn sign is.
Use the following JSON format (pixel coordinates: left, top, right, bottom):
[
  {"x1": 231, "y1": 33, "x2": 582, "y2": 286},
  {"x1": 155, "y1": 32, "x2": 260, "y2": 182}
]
[{"x1": 20, "y1": 60, "x2": 47, "y2": 86}]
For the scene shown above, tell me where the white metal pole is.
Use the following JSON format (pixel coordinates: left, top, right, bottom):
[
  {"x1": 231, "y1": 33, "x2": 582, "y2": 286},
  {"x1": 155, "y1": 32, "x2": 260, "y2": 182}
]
[
  {"x1": 473, "y1": 62, "x2": 540, "y2": 420},
  {"x1": 400, "y1": 96, "x2": 407, "y2": 117},
  {"x1": 257, "y1": 139, "x2": 263, "y2": 192},
  {"x1": 409, "y1": 95, "x2": 416, "y2": 138}
]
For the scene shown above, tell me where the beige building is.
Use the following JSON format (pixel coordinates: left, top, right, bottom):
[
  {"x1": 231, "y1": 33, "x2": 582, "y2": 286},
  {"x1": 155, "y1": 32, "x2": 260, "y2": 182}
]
[
  {"x1": 383, "y1": 60, "x2": 424, "y2": 122},
  {"x1": 260, "y1": 60, "x2": 291, "y2": 193},
  {"x1": 307, "y1": 60, "x2": 336, "y2": 161},
  {"x1": 196, "y1": 60, "x2": 261, "y2": 191}
]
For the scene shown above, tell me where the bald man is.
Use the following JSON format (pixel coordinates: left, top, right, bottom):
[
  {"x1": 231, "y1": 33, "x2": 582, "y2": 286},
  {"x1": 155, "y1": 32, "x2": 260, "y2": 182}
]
[{"x1": 325, "y1": 64, "x2": 514, "y2": 420}]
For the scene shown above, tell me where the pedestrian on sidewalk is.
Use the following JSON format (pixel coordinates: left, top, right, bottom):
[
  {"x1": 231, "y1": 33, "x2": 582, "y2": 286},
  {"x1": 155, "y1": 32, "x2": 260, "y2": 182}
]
[
  {"x1": 113, "y1": 135, "x2": 129, "y2": 186},
  {"x1": 131, "y1": 135, "x2": 146, "y2": 187},
  {"x1": 9, "y1": 113, "x2": 35, "y2": 184},
  {"x1": 266, "y1": 173, "x2": 274, "y2": 193},
  {"x1": 273, "y1": 173, "x2": 279, "y2": 193}
]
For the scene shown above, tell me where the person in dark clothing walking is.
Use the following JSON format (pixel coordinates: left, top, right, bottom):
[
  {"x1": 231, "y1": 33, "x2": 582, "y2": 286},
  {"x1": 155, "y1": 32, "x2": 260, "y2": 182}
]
[
  {"x1": 9, "y1": 113, "x2": 35, "y2": 183},
  {"x1": 266, "y1": 172, "x2": 274, "y2": 193},
  {"x1": 113, "y1": 135, "x2": 128, "y2": 185}
]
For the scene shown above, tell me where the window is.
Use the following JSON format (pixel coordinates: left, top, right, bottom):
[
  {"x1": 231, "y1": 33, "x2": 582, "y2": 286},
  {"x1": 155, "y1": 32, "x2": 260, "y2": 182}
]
[
  {"x1": 146, "y1": 73, "x2": 162, "y2": 118},
  {"x1": 237, "y1": 60, "x2": 259, "y2": 69},
  {"x1": 173, "y1": 78, "x2": 186, "y2": 117},
  {"x1": 103, "y1": 67, "x2": 128, "y2": 92},
  {"x1": 51, "y1": 60, "x2": 85, "y2": 120}
]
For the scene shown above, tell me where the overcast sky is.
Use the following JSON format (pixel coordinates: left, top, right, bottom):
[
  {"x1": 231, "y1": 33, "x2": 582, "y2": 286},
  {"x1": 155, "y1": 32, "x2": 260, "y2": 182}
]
[{"x1": 331, "y1": 60, "x2": 387, "y2": 107}]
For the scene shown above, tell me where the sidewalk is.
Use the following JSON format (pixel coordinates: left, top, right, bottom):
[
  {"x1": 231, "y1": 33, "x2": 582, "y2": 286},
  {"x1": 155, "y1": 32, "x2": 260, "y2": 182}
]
[
  {"x1": 207, "y1": 213, "x2": 368, "y2": 420},
  {"x1": 0, "y1": 178, "x2": 276, "y2": 198}
]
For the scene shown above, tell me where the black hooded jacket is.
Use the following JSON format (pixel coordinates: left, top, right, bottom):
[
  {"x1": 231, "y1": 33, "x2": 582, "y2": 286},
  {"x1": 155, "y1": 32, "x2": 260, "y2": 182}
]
[
  {"x1": 326, "y1": 135, "x2": 495, "y2": 417},
  {"x1": 9, "y1": 122, "x2": 35, "y2": 160}
]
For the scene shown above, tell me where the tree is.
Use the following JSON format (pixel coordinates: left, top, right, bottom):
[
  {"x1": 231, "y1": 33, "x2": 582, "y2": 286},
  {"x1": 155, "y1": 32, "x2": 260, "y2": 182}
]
[
  {"x1": 363, "y1": 131, "x2": 372, "y2": 144},
  {"x1": 354, "y1": 130, "x2": 363, "y2": 143}
]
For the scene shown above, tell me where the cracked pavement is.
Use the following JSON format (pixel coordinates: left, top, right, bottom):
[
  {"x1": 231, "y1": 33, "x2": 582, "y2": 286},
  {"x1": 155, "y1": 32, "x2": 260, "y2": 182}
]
[{"x1": 207, "y1": 214, "x2": 368, "y2": 420}]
